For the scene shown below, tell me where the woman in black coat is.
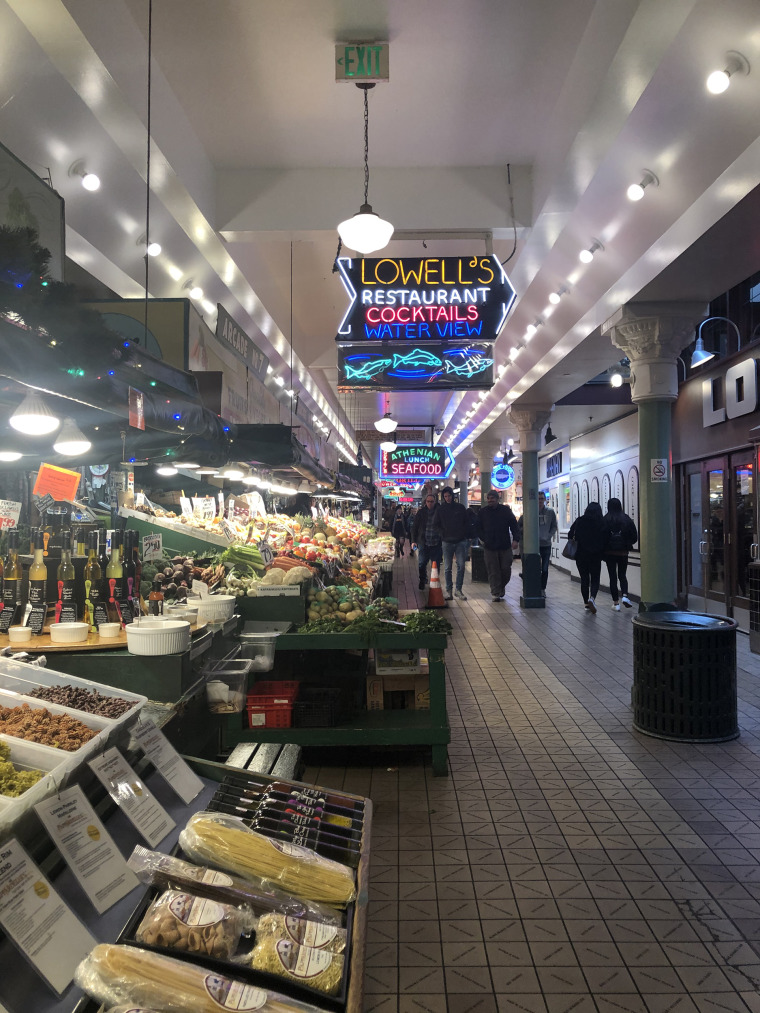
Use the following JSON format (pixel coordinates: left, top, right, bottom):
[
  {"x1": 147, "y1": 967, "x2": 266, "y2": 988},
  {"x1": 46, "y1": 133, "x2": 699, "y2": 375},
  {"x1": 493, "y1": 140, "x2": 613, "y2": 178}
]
[
  {"x1": 391, "y1": 507, "x2": 407, "y2": 557},
  {"x1": 568, "y1": 502, "x2": 608, "y2": 614},
  {"x1": 603, "y1": 497, "x2": 638, "y2": 611}
]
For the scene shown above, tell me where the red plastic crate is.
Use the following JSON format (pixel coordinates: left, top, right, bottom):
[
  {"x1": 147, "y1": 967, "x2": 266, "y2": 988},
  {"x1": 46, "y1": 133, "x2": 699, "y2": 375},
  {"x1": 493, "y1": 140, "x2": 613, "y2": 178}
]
[{"x1": 246, "y1": 681, "x2": 300, "y2": 729}]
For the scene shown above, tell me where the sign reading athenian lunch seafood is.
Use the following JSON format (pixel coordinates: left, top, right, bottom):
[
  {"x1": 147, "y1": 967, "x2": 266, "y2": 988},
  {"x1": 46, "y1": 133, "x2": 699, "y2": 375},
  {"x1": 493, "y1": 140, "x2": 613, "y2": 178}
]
[
  {"x1": 380, "y1": 445, "x2": 454, "y2": 480},
  {"x1": 335, "y1": 256, "x2": 516, "y2": 343}
]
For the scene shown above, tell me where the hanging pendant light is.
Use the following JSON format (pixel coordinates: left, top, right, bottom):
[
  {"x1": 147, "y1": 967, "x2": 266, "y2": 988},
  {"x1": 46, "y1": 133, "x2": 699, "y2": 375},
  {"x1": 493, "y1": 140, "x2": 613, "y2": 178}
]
[
  {"x1": 380, "y1": 440, "x2": 397, "y2": 452},
  {"x1": 9, "y1": 392, "x2": 61, "y2": 436},
  {"x1": 53, "y1": 417, "x2": 91, "y2": 455},
  {"x1": 337, "y1": 84, "x2": 394, "y2": 255},
  {"x1": 374, "y1": 413, "x2": 397, "y2": 434}
]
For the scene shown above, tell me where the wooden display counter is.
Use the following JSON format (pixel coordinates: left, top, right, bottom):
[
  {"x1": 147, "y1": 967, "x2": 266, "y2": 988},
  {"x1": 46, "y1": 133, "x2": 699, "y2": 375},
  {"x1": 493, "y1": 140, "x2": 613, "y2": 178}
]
[{"x1": 223, "y1": 628, "x2": 451, "y2": 776}]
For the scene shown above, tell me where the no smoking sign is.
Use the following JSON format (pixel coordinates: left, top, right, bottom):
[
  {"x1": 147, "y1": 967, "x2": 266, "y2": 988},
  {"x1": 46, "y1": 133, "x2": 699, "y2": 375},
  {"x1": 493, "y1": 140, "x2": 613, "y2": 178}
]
[{"x1": 650, "y1": 459, "x2": 668, "y2": 483}]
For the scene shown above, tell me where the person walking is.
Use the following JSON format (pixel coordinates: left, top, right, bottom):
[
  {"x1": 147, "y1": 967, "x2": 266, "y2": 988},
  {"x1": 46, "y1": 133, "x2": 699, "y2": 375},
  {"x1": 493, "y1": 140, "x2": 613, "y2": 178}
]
[
  {"x1": 538, "y1": 491, "x2": 558, "y2": 596},
  {"x1": 603, "y1": 497, "x2": 638, "y2": 610},
  {"x1": 567, "y1": 502, "x2": 608, "y2": 614},
  {"x1": 391, "y1": 506, "x2": 407, "y2": 558},
  {"x1": 411, "y1": 493, "x2": 442, "y2": 591},
  {"x1": 477, "y1": 490, "x2": 521, "y2": 602},
  {"x1": 435, "y1": 486, "x2": 469, "y2": 601}
]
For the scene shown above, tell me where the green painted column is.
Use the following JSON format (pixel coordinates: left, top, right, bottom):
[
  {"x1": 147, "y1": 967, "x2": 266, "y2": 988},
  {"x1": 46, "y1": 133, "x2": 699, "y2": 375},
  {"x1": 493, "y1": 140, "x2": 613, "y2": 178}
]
[
  {"x1": 638, "y1": 399, "x2": 676, "y2": 604},
  {"x1": 603, "y1": 300, "x2": 705, "y2": 611},
  {"x1": 474, "y1": 440, "x2": 500, "y2": 507},
  {"x1": 508, "y1": 406, "x2": 551, "y2": 609}
]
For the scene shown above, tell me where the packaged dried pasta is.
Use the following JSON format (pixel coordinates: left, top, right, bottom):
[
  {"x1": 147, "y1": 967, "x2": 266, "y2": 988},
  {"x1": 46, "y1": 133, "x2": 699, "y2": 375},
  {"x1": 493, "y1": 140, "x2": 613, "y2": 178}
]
[
  {"x1": 76, "y1": 944, "x2": 331, "y2": 1013},
  {"x1": 249, "y1": 936, "x2": 344, "y2": 997},
  {"x1": 128, "y1": 846, "x2": 342, "y2": 926},
  {"x1": 107, "y1": 1006, "x2": 164, "y2": 1012},
  {"x1": 255, "y1": 913, "x2": 346, "y2": 955},
  {"x1": 135, "y1": 890, "x2": 255, "y2": 960},
  {"x1": 179, "y1": 813, "x2": 356, "y2": 908}
]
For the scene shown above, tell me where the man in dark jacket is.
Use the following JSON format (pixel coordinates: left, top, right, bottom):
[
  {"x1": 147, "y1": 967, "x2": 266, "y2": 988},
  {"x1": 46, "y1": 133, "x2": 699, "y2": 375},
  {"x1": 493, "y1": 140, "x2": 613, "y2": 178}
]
[
  {"x1": 411, "y1": 493, "x2": 442, "y2": 590},
  {"x1": 435, "y1": 486, "x2": 469, "y2": 600},
  {"x1": 477, "y1": 490, "x2": 521, "y2": 601}
]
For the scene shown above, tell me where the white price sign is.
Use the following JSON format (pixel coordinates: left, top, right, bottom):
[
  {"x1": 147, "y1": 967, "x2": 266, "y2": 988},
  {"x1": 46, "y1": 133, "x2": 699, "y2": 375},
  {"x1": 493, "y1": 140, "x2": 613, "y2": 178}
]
[
  {"x1": 142, "y1": 532, "x2": 163, "y2": 561},
  {"x1": 0, "y1": 499, "x2": 21, "y2": 530},
  {"x1": 258, "y1": 540, "x2": 274, "y2": 566},
  {"x1": 180, "y1": 496, "x2": 193, "y2": 518},
  {"x1": 193, "y1": 496, "x2": 216, "y2": 521},
  {"x1": 132, "y1": 720, "x2": 204, "y2": 804},
  {"x1": 89, "y1": 747, "x2": 175, "y2": 848}
]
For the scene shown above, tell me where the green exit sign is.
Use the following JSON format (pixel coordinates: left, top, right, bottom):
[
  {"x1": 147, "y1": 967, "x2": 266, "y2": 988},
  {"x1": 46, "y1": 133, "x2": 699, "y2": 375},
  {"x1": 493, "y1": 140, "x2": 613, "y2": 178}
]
[{"x1": 335, "y1": 42, "x2": 389, "y2": 83}]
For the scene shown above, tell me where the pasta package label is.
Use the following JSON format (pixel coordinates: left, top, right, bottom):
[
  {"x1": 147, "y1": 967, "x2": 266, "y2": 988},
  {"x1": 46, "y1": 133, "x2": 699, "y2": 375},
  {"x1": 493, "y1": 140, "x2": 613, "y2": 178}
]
[
  {"x1": 169, "y1": 893, "x2": 226, "y2": 928},
  {"x1": 284, "y1": 916, "x2": 338, "y2": 950},
  {"x1": 201, "y1": 869, "x2": 234, "y2": 887},
  {"x1": 277, "y1": 940, "x2": 333, "y2": 981},
  {"x1": 269, "y1": 839, "x2": 311, "y2": 860},
  {"x1": 203, "y1": 975, "x2": 267, "y2": 1010}
]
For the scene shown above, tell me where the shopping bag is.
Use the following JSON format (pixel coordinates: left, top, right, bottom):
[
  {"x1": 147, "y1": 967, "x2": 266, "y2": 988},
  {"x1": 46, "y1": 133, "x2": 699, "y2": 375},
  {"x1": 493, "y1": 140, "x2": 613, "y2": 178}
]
[{"x1": 562, "y1": 539, "x2": 578, "y2": 560}]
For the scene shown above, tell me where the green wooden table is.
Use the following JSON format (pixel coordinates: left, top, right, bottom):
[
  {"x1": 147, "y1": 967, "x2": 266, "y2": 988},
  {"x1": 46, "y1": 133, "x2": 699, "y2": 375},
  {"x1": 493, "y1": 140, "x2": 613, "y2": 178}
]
[{"x1": 223, "y1": 629, "x2": 451, "y2": 775}]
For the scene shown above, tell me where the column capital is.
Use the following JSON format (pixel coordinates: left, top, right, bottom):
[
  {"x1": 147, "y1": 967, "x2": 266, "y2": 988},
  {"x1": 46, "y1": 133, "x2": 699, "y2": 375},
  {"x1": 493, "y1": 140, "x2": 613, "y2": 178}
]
[
  {"x1": 602, "y1": 301, "x2": 706, "y2": 403},
  {"x1": 507, "y1": 406, "x2": 552, "y2": 453}
]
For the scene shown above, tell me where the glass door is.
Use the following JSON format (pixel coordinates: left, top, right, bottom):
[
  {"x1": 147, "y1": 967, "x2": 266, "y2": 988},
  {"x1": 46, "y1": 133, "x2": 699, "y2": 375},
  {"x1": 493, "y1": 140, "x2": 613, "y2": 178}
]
[
  {"x1": 729, "y1": 453, "x2": 755, "y2": 613},
  {"x1": 684, "y1": 463, "x2": 705, "y2": 597},
  {"x1": 706, "y1": 463, "x2": 726, "y2": 598}
]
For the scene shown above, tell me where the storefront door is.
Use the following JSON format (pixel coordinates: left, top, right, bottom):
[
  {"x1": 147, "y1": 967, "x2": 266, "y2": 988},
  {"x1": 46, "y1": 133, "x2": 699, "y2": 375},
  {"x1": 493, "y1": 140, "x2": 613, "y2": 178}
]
[{"x1": 683, "y1": 455, "x2": 756, "y2": 627}]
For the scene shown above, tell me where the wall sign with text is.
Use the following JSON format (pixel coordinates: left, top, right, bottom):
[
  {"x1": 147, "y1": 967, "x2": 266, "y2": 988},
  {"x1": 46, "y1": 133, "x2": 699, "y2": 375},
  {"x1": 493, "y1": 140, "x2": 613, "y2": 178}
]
[
  {"x1": 380, "y1": 445, "x2": 454, "y2": 480},
  {"x1": 338, "y1": 341, "x2": 494, "y2": 391},
  {"x1": 491, "y1": 464, "x2": 515, "y2": 490},
  {"x1": 336, "y1": 256, "x2": 516, "y2": 343}
]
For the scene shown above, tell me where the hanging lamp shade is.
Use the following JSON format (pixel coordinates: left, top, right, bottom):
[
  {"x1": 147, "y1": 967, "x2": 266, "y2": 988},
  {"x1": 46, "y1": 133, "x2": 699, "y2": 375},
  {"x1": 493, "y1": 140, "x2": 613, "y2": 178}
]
[
  {"x1": 338, "y1": 203, "x2": 394, "y2": 255},
  {"x1": 374, "y1": 412, "x2": 397, "y2": 434},
  {"x1": 9, "y1": 392, "x2": 60, "y2": 436},
  {"x1": 691, "y1": 337, "x2": 715, "y2": 367},
  {"x1": 53, "y1": 417, "x2": 91, "y2": 455},
  {"x1": 379, "y1": 440, "x2": 397, "y2": 452}
]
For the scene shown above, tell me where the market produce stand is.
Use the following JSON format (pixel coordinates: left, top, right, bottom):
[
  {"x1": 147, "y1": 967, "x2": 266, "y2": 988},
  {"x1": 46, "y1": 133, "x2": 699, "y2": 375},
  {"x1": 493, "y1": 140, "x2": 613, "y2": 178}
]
[{"x1": 223, "y1": 628, "x2": 451, "y2": 776}]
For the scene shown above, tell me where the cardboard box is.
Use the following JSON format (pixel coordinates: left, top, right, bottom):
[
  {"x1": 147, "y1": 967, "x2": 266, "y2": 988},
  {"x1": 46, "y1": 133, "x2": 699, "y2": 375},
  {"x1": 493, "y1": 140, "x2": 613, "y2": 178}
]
[
  {"x1": 366, "y1": 662, "x2": 429, "y2": 711},
  {"x1": 375, "y1": 647, "x2": 421, "y2": 675}
]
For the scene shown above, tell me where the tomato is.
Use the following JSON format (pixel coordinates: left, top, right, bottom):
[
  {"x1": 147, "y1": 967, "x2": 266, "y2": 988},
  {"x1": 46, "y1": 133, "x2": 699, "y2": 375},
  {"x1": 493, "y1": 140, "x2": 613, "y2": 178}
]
[{"x1": 306, "y1": 550, "x2": 318, "y2": 561}]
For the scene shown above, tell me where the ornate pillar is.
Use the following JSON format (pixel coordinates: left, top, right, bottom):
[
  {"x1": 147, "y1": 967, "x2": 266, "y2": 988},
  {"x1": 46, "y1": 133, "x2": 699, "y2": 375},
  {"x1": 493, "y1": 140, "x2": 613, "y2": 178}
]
[
  {"x1": 602, "y1": 301, "x2": 705, "y2": 609},
  {"x1": 507, "y1": 406, "x2": 552, "y2": 609},
  {"x1": 455, "y1": 454, "x2": 475, "y2": 506},
  {"x1": 473, "y1": 439, "x2": 501, "y2": 507}
]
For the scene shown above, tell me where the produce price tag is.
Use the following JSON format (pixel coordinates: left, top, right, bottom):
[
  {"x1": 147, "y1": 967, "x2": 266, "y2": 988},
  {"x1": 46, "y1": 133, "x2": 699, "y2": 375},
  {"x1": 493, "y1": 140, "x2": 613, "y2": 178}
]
[
  {"x1": 142, "y1": 532, "x2": 163, "y2": 561},
  {"x1": 132, "y1": 719, "x2": 204, "y2": 804},
  {"x1": 193, "y1": 496, "x2": 216, "y2": 521},
  {"x1": 0, "y1": 838, "x2": 96, "y2": 994},
  {"x1": 88, "y1": 747, "x2": 175, "y2": 847},
  {"x1": 180, "y1": 496, "x2": 193, "y2": 518},
  {"x1": 257, "y1": 540, "x2": 274, "y2": 566},
  {"x1": 191, "y1": 578, "x2": 210, "y2": 599},
  {"x1": 34, "y1": 785, "x2": 140, "y2": 914},
  {"x1": 256, "y1": 585, "x2": 300, "y2": 596},
  {"x1": 221, "y1": 518, "x2": 236, "y2": 542},
  {"x1": 0, "y1": 499, "x2": 21, "y2": 529}
]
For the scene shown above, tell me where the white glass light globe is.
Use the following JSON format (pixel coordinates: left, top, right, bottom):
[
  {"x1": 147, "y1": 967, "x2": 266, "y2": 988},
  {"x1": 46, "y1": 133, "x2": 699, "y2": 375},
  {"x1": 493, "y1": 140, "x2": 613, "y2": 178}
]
[
  {"x1": 81, "y1": 172, "x2": 101, "y2": 192},
  {"x1": 610, "y1": 372, "x2": 624, "y2": 388},
  {"x1": 146, "y1": 241, "x2": 162, "y2": 257},
  {"x1": 579, "y1": 248, "x2": 594, "y2": 263},
  {"x1": 374, "y1": 414, "x2": 397, "y2": 434},
  {"x1": 548, "y1": 292, "x2": 561, "y2": 305},
  {"x1": 337, "y1": 205, "x2": 394, "y2": 255},
  {"x1": 627, "y1": 182, "x2": 645, "y2": 201},
  {"x1": 380, "y1": 441, "x2": 397, "y2": 452},
  {"x1": 706, "y1": 69, "x2": 730, "y2": 94},
  {"x1": 189, "y1": 285, "x2": 203, "y2": 300}
]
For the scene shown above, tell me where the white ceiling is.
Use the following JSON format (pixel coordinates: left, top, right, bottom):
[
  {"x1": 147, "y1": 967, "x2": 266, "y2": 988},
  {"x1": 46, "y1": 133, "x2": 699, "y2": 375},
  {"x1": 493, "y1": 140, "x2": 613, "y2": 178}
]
[{"x1": 1, "y1": 0, "x2": 759, "y2": 468}]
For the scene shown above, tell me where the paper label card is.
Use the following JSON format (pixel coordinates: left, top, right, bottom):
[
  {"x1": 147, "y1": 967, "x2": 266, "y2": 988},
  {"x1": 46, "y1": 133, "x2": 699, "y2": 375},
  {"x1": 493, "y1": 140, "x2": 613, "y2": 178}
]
[
  {"x1": 0, "y1": 499, "x2": 21, "y2": 529},
  {"x1": 180, "y1": 496, "x2": 193, "y2": 518},
  {"x1": 35, "y1": 785, "x2": 140, "y2": 915},
  {"x1": 142, "y1": 532, "x2": 163, "y2": 561},
  {"x1": 32, "y1": 463, "x2": 81, "y2": 502},
  {"x1": 132, "y1": 720, "x2": 204, "y2": 805},
  {"x1": 88, "y1": 747, "x2": 175, "y2": 847},
  {"x1": 0, "y1": 838, "x2": 96, "y2": 994},
  {"x1": 191, "y1": 579, "x2": 210, "y2": 599}
]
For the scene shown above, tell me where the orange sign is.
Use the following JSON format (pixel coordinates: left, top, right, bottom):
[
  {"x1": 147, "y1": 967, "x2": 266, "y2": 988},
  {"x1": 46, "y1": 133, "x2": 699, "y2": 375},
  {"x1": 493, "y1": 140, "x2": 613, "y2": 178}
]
[{"x1": 32, "y1": 463, "x2": 82, "y2": 502}]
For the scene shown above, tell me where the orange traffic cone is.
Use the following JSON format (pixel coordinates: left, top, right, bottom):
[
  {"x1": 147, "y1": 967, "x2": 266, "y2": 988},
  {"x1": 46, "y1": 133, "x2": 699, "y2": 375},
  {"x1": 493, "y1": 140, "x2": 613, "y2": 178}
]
[{"x1": 427, "y1": 562, "x2": 448, "y2": 609}]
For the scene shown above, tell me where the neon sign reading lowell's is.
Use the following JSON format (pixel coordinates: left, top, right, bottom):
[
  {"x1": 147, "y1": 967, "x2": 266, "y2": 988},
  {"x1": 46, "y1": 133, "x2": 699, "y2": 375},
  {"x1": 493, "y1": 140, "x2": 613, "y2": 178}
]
[{"x1": 336, "y1": 256, "x2": 516, "y2": 343}]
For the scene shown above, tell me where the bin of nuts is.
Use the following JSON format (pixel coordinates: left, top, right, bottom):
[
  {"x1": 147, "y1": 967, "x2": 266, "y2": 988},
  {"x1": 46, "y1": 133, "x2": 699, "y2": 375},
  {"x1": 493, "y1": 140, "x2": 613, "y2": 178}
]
[
  {"x1": 0, "y1": 702, "x2": 98, "y2": 750},
  {"x1": 134, "y1": 889, "x2": 255, "y2": 961}
]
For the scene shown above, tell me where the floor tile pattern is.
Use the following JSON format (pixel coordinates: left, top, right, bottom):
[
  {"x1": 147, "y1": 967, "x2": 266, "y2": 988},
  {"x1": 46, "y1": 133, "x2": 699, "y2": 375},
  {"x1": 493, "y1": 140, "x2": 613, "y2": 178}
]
[{"x1": 302, "y1": 553, "x2": 760, "y2": 1012}]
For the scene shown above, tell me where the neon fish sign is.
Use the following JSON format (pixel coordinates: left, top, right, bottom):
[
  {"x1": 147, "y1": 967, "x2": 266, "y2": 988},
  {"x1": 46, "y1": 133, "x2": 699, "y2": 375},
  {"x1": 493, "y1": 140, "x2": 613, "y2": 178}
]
[
  {"x1": 336, "y1": 255, "x2": 516, "y2": 343},
  {"x1": 338, "y1": 342, "x2": 494, "y2": 391}
]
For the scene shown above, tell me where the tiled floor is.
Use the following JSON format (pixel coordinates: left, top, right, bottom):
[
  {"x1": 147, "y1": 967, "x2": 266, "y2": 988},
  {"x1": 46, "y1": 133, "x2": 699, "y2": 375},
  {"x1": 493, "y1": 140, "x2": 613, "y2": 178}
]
[{"x1": 303, "y1": 554, "x2": 760, "y2": 1013}]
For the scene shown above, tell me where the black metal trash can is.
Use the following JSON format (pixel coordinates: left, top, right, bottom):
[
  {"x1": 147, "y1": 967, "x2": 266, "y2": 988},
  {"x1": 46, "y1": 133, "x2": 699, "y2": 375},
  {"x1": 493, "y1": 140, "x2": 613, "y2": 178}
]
[
  {"x1": 470, "y1": 545, "x2": 489, "y2": 583},
  {"x1": 632, "y1": 611, "x2": 738, "y2": 742}
]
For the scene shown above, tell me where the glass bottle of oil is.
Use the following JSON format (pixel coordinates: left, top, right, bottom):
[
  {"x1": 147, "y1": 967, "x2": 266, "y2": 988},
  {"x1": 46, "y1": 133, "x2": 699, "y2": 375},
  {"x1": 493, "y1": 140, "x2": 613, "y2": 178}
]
[
  {"x1": 26, "y1": 529, "x2": 48, "y2": 634},
  {"x1": 105, "y1": 530, "x2": 124, "y2": 625},
  {"x1": 56, "y1": 530, "x2": 78, "y2": 624},
  {"x1": 0, "y1": 530, "x2": 22, "y2": 633},
  {"x1": 119, "y1": 529, "x2": 135, "y2": 624},
  {"x1": 83, "y1": 531, "x2": 108, "y2": 631}
]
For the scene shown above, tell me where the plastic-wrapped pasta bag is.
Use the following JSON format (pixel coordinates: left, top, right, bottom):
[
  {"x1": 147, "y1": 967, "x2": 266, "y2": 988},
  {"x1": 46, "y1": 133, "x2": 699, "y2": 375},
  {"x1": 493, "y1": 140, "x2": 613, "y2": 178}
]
[
  {"x1": 107, "y1": 1006, "x2": 164, "y2": 1013},
  {"x1": 179, "y1": 813, "x2": 356, "y2": 908},
  {"x1": 128, "y1": 846, "x2": 342, "y2": 926},
  {"x1": 135, "y1": 890, "x2": 255, "y2": 960},
  {"x1": 249, "y1": 936, "x2": 344, "y2": 997},
  {"x1": 76, "y1": 944, "x2": 332, "y2": 1013},
  {"x1": 255, "y1": 913, "x2": 346, "y2": 955}
]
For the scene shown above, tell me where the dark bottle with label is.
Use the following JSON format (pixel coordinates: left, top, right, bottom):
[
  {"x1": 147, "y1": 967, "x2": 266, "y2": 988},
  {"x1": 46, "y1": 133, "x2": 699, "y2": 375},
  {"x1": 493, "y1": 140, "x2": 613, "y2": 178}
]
[
  {"x1": 83, "y1": 531, "x2": 108, "y2": 630},
  {"x1": 0, "y1": 530, "x2": 23, "y2": 633},
  {"x1": 121, "y1": 529, "x2": 136, "y2": 623},
  {"x1": 56, "y1": 530, "x2": 78, "y2": 624},
  {"x1": 26, "y1": 529, "x2": 48, "y2": 634},
  {"x1": 148, "y1": 579, "x2": 164, "y2": 616},
  {"x1": 129, "y1": 529, "x2": 143, "y2": 607}
]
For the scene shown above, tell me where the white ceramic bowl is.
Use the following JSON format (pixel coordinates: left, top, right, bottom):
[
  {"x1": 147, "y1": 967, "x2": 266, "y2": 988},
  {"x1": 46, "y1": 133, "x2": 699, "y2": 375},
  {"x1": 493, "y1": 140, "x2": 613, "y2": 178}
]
[
  {"x1": 49, "y1": 622, "x2": 90, "y2": 644},
  {"x1": 97, "y1": 622, "x2": 121, "y2": 639},
  {"x1": 126, "y1": 620, "x2": 190, "y2": 656},
  {"x1": 194, "y1": 595, "x2": 236, "y2": 624},
  {"x1": 8, "y1": 626, "x2": 32, "y2": 644}
]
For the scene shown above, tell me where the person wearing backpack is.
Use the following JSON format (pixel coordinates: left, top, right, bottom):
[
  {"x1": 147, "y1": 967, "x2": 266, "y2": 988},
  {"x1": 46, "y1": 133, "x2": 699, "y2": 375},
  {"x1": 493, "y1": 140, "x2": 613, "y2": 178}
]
[{"x1": 603, "y1": 497, "x2": 638, "y2": 610}]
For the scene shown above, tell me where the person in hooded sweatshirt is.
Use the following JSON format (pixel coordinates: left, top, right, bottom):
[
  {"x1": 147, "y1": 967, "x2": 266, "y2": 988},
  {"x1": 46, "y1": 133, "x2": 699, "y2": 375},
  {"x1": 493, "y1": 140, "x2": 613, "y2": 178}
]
[
  {"x1": 602, "y1": 497, "x2": 638, "y2": 610},
  {"x1": 567, "y1": 501, "x2": 608, "y2": 614},
  {"x1": 434, "y1": 486, "x2": 470, "y2": 600}
]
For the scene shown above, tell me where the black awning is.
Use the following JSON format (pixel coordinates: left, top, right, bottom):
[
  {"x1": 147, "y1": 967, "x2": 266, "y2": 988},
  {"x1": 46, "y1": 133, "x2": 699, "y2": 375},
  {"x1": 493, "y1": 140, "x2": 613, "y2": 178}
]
[{"x1": 233, "y1": 424, "x2": 336, "y2": 488}]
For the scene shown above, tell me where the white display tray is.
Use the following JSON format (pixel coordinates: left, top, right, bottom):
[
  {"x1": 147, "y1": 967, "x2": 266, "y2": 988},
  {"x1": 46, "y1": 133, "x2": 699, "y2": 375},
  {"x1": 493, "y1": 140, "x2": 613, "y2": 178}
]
[
  {"x1": 0, "y1": 733, "x2": 73, "y2": 826},
  {"x1": 0, "y1": 687, "x2": 114, "y2": 764}
]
